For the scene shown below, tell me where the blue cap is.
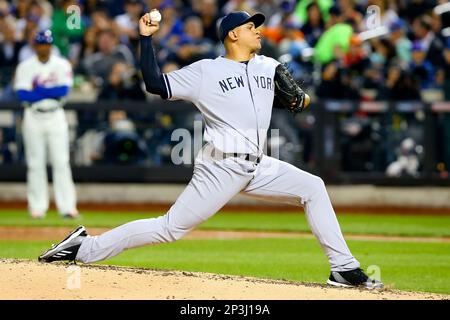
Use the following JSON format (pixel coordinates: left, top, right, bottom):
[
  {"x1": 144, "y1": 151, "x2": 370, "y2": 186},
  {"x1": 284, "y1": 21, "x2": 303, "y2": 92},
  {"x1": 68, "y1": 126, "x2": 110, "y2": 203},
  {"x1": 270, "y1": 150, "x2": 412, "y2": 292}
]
[
  {"x1": 159, "y1": 0, "x2": 175, "y2": 9},
  {"x1": 390, "y1": 19, "x2": 405, "y2": 32},
  {"x1": 329, "y1": 5, "x2": 341, "y2": 16},
  {"x1": 412, "y1": 41, "x2": 425, "y2": 52},
  {"x1": 217, "y1": 11, "x2": 265, "y2": 43},
  {"x1": 281, "y1": 0, "x2": 295, "y2": 12},
  {"x1": 34, "y1": 30, "x2": 53, "y2": 45}
]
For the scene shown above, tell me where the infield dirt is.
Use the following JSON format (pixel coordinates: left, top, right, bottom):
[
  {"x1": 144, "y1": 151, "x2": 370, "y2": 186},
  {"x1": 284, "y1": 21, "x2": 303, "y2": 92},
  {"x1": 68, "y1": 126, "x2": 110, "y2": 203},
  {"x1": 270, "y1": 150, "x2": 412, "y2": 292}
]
[{"x1": 1, "y1": 259, "x2": 448, "y2": 300}]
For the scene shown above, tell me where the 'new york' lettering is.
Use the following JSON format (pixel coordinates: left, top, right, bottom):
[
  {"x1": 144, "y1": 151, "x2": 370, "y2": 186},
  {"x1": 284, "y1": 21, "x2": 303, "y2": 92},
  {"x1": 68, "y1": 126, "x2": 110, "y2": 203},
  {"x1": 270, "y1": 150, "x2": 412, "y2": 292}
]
[{"x1": 219, "y1": 76, "x2": 245, "y2": 93}]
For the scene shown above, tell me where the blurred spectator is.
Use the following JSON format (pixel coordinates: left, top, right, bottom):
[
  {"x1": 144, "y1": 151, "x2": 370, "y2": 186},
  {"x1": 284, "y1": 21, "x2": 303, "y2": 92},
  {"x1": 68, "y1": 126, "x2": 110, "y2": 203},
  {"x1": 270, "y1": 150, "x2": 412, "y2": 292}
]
[
  {"x1": 82, "y1": 29, "x2": 135, "y2": 87},
  {"x1": 410, "y1": 41, "x2": 435, "y2": 89},
  {"x1": 341, "y1": 116, "x2": 376, "y2": 172},
  {"x1": 268, "y1": 111, "x2": 302, "y2": 164},
  {"x1": 377, "y1": 65, "x2": 421, "y2": 100},
  {"x1": 430, "y1": 10, "x2": 445, "y2": 43},
  {"x1": 278, "y1": 21, "x2": 310, "y2": 59},
  {"x1": 102, "y1": 0, "x2": 127, "y2": 17},
  {"x1": 398, "y1": 0, "x2": 435, "y2": 24},
  {"x1": 263, "y1": 1, "x2": 300, "y2": 44},
  {"x1": 313, "y1": 12, "x2": 353, "y2": 64},
  {"x1": 13, "y1": 0, "x2": 32, "y2": 36},
  {"x1": 0, "y1": 0, "x2": 448, "y2": 106},
  {"x1": 0, "y1": 19, "x2": 23, "y2": 89},
  {"x1": 342, "y1": 35, "x2": 370, "y2": 77},
  {"x1": 301, "y1": 2, "x2": 325, "y2": 47},
  {"x1": 386, "y1": 138, "x2": 420, "y2": 177},
  {"x1": 254, "y1": 0, "x2": 281, "y2": 20},
  {"x1": 412, "y1": 15, "x2": 445, "y2": 69},
  {"x1": 325, "y1": 4, "x2": 344, "y2": 30},
  {"x1": 316, "y1": 60, "x2": 360, "y2": 99},
  {"x1": 89, "y1": 110, "x2": 148, "y2": 164},
  {"x1": 161, "y1": 60, "x2": 179, "y2": 72},
  {"x1": 97, "y1": 62, "x2": 146, "y2": 100},
  {"x1": 167, "y1": 15, "x2": 215, "y2": 66},
  {"x1": 442, "y1": 38, "x2": 450, "y2": 171},
  {"x1": 363, "y1": 38, "x2": 391, "y2": 91},
  {"x1": 78, "y1": 26, "x2": 97, "y2": 66},
  {"x1": 51, "y1": 0, "x2": 86, "y2": 64},
  {"x1": 0, "y1": 0, "x2": 449, "y2": 176},
  {"x1": 114, "y1": 0, "x2": 144, "y2": 46},
  {"x1": 0, "y1": 0, "x2": 17, "y2": 26},
  {"x1": 222, "y1": 0, "x2": 256, "y2": 15},
  {"x1": 139, "y1": 59, "x2": 179, "y2": 100},
  {"x1": 388, "y1": 19, "x2": 412, "y2": 69},
  {"x1": 15, "y1": 1, "x2": 52, "y2": 38},
  {"x1": 338, "y1": 0, "x2": 364, "y2": 32},
  {"x1": 146, "y1": 112, "x2": 175, "y2": 165},
  {"x1": 192, "y1": 0, "x2": 222, "y2": 43},
  {"x1": 90, "y1": 6, "x2": 113, "y2": 32},
  {"x1": 258, "y1": 36, "x2": 280, "y2": 60},
  {"x1": 293, "y1": 0, "x2": 333, "y2": 26},
  {"x1": 153, "y1": 0, "x2": 184, "y2": 49},
  {"x1": 0, "y1": 129, "x2": 13, "y2": 164},
  {"x1": 444, "y1": 38, "x2": 450, "y2": 99},
  {"x1": 266, "y1": 0, "x2": 299, "y2": 28},
  {"x1": 143, "y1": 0, "x2": 165, "y2": 12}
]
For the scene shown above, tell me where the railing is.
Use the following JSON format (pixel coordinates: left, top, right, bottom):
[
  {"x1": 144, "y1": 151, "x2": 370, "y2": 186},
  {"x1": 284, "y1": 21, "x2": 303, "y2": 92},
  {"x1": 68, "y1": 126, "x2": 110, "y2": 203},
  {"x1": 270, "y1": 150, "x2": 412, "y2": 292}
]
[{"x1": 0, "y1": 99, "x2": 449, "y2": 186}]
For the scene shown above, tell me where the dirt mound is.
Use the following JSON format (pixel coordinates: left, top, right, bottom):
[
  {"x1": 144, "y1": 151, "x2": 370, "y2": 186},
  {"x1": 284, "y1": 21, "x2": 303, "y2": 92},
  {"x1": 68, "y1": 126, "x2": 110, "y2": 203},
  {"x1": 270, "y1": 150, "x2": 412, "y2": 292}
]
[{"x1": 0, "y1": 259, "x2": 447, "y2": 300}]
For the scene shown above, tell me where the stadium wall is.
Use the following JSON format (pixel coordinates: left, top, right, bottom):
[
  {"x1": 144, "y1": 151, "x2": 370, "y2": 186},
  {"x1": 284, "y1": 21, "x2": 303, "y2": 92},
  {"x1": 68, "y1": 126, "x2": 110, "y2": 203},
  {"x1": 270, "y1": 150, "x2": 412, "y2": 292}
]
[{"x1": 0, "y1": 183, "x2": 449, "y2": 210}]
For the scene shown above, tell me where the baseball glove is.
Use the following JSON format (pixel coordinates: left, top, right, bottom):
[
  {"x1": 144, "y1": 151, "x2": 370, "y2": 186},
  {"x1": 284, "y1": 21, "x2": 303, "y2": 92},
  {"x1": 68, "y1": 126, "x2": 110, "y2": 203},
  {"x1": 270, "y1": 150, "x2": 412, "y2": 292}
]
[{"x1": 273, "y1": 64, "x2": 306, "y2": 114}]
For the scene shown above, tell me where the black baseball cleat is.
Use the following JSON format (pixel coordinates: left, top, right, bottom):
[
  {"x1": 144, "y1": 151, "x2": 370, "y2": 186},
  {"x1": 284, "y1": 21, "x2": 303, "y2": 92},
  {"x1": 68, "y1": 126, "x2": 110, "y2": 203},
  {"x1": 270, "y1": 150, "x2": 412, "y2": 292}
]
[
  {"x1": 38, "y1": 226, "x2": 87, "y2": 263},
  {"x1": 327, "y1": 268, "x2": 384, "y2": 289}
]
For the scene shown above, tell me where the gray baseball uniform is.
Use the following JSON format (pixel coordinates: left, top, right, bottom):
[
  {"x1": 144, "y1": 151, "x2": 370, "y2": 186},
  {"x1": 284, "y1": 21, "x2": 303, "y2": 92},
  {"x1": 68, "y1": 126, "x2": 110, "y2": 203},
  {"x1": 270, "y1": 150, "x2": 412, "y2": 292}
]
[{"x1": 76, "y1": 51, "x2": 360, "y2": 272}]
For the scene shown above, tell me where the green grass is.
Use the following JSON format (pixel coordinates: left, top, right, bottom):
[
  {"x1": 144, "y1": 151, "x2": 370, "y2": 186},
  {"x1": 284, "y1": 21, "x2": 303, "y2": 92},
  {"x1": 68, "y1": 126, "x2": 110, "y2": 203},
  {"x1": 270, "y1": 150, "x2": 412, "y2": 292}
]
[
  {"x1": 1, "y1": 238, "x2": 449, "y2": 294},
  {"x1": 1, "y1": 209, "x2": 450, "y2": 237},
  {"x1": 1, "y1": 209, "x2": 449, "y2": 294}
]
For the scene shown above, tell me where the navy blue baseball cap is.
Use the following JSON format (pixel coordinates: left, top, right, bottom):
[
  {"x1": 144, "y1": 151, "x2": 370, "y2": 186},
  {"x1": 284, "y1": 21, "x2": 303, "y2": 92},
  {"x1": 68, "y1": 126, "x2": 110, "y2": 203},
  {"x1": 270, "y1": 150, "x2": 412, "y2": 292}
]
[
  {"x1": 34, "y1": 30, "x2": 53, "y2": 45},
  {"x1": 218, "y1": 11, "x2": 265, "y2": 43}
]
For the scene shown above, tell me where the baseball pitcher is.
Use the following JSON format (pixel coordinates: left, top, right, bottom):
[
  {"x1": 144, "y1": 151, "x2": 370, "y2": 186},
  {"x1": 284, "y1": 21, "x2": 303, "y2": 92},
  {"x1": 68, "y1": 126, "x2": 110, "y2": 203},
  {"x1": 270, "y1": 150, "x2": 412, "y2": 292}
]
[
  {"x1": 38, "y1": 12, "x2": 382, "y2": 289},
  {"x1": 14, "y1": 30, "x2": 79, "y2": 219}
]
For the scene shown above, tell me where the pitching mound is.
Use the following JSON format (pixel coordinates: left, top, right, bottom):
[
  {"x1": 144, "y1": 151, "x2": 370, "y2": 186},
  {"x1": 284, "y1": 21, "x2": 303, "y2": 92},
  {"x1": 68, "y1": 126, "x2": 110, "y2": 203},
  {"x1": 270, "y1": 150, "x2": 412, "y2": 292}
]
[{"x1": 0, "y1": 259, "x2": 447, "y2": 300}]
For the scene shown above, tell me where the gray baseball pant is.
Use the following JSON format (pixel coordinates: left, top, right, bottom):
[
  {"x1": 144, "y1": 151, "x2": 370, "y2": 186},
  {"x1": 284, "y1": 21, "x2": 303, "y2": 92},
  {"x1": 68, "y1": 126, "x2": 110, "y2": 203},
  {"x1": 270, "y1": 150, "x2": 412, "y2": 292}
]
[{"x1": 76, "y1": 147, "x2": 360, "y2": 272}]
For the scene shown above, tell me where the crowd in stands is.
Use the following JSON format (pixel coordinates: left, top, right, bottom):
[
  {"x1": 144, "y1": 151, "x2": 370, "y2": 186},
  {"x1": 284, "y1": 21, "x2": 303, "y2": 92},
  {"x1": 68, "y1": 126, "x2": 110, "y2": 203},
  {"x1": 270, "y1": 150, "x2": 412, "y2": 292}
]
[
  {"x1": 0, "y1": 0, "x2": 449, "y2": 102},
  {"x1": 0, "y1": 0, "x2": 449, "y2": 172}
]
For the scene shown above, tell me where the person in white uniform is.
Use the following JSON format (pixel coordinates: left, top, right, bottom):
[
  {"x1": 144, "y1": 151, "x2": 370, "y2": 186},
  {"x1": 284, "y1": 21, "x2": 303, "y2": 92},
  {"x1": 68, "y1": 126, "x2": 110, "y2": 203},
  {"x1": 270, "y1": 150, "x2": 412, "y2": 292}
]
[
  {"x1": 38, "y1": 12, "x2": 382, "y2": 289},
  {"x1": 14, "y1": 30, "x2": 79, "y2": 219}
]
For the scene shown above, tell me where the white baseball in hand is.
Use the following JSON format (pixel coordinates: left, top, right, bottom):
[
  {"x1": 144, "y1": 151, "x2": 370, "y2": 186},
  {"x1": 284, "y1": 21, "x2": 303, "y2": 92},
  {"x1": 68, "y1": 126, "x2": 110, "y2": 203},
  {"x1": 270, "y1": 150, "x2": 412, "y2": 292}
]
[{"x1": 150, "y1": 10, "x2": 161, "y2": 22}]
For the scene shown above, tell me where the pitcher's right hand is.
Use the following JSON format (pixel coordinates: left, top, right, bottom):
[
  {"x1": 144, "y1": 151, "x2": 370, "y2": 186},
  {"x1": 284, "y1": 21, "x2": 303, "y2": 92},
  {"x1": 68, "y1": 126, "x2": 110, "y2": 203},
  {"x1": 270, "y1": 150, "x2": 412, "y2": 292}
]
[{"x1": 139, "y1": 10, "x2": 160, "y2": 37}]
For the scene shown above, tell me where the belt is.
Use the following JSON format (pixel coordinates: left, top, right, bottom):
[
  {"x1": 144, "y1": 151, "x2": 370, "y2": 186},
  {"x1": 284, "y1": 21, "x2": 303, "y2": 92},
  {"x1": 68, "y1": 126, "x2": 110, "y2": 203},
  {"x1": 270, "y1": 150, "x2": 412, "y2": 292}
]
[
  {"x1": 223, "y1": 152, "x2": 262, "y2": 164},
  {"x1": 228, "y1": 153, "x2": 262, "y2": 164},
  {"x1": 25, "y1": 98, "x2": 63, "y2": 113},
  {"x1": 205, "y1": 144, "x2": 263, "y2": 164},
  {"x1": 34, "y1": 107, "x2": 59, "y2": 113}
]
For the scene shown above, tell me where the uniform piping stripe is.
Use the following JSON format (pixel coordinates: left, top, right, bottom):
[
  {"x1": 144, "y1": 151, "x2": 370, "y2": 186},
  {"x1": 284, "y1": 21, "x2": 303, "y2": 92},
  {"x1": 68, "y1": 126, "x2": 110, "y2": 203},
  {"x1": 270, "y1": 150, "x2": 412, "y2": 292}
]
[
  {"x1": 162, "y1": 74, "x2": 169, "y2": 98},
  {"x1": 163, "y1": 74, "x2": 172, "y2": 99}
]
